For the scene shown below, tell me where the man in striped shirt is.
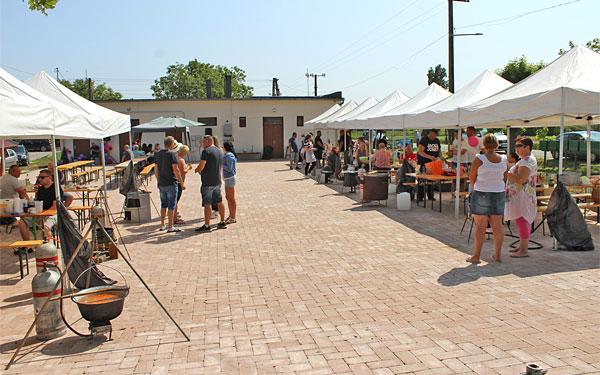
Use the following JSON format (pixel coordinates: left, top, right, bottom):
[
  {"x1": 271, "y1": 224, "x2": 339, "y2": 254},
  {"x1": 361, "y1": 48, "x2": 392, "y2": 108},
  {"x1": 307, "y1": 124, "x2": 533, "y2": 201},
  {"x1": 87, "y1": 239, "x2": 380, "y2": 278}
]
[{"x1": 373, "y1": 142, "x2": 391, "y2": 170}]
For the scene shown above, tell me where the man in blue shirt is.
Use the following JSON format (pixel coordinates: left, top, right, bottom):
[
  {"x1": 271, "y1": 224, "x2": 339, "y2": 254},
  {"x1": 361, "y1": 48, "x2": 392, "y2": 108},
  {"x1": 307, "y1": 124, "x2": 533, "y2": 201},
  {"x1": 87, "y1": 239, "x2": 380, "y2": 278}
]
[{"x1": 288, "y1": 132, "x2": 299, "y2": 170}]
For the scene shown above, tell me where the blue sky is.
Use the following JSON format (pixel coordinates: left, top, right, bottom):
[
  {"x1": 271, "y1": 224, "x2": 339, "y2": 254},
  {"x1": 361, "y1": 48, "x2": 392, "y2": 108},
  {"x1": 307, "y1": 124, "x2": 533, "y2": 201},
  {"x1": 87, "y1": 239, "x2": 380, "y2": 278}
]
[{"x1": 1, "y1": 0, "x2": 598, "y2": 102}]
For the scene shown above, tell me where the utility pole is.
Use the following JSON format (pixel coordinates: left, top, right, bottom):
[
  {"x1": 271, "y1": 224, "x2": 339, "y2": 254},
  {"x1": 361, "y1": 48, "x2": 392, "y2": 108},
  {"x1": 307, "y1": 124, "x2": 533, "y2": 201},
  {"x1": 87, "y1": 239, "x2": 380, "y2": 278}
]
[
  {"x1": 448, "y1": 0, "x2": 481, "y2": 93},
  {"x1": 54, "y1": 67, "x2": 59, "y2": 81},
  {"x1": 87, "y1": 78, "x2": 94, "y2": 100},
  {"x1": 272, "y1": 78, "x2": 281, "y2": 96},
  {"x1": 305, "y1": 73, "x2": 325, "y2": 96}
]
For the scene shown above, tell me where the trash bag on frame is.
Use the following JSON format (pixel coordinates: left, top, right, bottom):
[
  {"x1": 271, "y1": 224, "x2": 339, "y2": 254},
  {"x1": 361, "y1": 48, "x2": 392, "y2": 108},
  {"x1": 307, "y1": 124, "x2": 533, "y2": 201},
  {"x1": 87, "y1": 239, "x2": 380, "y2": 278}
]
[
  {"x1": 546, "y1": 181, "x2": 595, "y2": 251},
  {"x1": 56, "y1": 200, "x2": 115, "y2": 288}
]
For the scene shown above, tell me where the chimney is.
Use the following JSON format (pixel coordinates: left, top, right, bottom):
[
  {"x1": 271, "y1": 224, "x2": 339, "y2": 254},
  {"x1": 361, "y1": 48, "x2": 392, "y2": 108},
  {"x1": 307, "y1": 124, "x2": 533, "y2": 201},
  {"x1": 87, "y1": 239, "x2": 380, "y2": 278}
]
[
  {"x1": 205, "y1": 79, "x2": 212, "y2": 99},
  {"x1": 225, "y1": 75, "x2": 232, "y2": 98}
]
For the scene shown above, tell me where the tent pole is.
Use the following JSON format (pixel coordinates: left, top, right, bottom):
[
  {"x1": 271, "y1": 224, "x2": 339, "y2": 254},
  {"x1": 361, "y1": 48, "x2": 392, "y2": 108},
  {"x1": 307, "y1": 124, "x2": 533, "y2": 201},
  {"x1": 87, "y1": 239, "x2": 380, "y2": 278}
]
[
  {"x1": 100, "y1": 138, "x2": 108, "y2": 204},
  {"x1": 558, "y1": 114, "x2": 565, "y2": 175},
  {"x1": 1, "y1": 139, "x2": 5, "y2": 176},
  {"x1": 50, "y1": 136, "x2": 61, "y2": 203},
  {"x1": 403, "y1": 128, "x2": 406, "y2": 159},
  {"x1": 454, "y1": 124, "x2": 461, "y2": 219},
  {"x1": 369, "y1": 129, "x2": 372, "y2": 170},
  {"x1": 586, "y1": 118, "x2": 591, "y2": 178}
]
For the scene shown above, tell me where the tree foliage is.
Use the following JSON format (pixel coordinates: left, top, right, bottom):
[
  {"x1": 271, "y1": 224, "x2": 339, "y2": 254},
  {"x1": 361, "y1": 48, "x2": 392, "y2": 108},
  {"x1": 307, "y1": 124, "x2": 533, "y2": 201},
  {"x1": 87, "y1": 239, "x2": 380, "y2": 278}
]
[
  {"x1": 24, "y1": 0, "x2": 57, "y2": 15},
  {"x1": 558, "y1": 37, "x2": 600, "y2": 55},
  {"x1": 496, "y1": 55, "x2": 546, "y2": 84},
  {"x1": 151, "y1": 60, "x2": 254, "y2": 99},
  {"x1": 426, "y1": 64, "x2": 448, "y2": 89},
  {"x1": 59, "y1": 79, "x2": 123, "y2": 100}
]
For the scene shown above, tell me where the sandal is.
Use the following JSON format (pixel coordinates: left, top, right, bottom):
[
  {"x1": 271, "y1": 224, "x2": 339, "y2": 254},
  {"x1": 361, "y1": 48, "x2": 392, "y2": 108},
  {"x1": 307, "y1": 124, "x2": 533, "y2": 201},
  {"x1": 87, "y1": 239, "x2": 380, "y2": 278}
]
[
  {"x1": 466, "y1": 256, "x2": 481, "y2": 264},
  {"x1": 510, "y1": 252, "x2": 529, "y2": 258},
  {"x1": 508, "y1": 248, "x2": 520, "y2": 253},
  {"x1": 225, "y1": 217, "x2": 237, "y2": 224}
]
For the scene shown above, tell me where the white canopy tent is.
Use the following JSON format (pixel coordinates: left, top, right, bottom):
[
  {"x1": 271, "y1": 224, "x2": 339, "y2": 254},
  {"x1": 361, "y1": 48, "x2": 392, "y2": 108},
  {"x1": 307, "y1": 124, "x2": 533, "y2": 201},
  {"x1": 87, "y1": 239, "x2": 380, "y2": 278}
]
[
  {"x1": 304, "y1": 100, "x2": 358, "y2": 130},
  {"x1": 328, "y1": 96, "x2": 379, "y2": 125},
  {"x1": 370, "y1": 83, "x2": 452, "y2": 129},
  {"x1": 341, "y1": 90, "x2": 410, "y2": 129},
  {"x1": 304, "y1": 103, "x2": 341, "y2": 126},
  {"x1": 462, "y1": 45, "x2": 600, "y2": 179},
  {"x1": 404, "y1": 70, "x2": 513, "y2": 129},
  {"x1": 26, "y1": 71, "x2": 131, "y2": 139}
]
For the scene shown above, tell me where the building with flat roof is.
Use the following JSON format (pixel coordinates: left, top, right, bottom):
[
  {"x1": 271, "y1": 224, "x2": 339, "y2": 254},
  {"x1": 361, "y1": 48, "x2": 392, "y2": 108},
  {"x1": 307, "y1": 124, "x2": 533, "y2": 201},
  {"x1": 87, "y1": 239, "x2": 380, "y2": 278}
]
[{"x1": 90, "y1": 93, "x2": 343, "y2": 162}]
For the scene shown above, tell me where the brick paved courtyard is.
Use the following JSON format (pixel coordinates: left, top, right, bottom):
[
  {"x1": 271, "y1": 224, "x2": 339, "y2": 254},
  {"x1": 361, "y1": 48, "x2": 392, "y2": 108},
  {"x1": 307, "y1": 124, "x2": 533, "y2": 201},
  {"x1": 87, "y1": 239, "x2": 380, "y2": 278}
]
[{"x1": 1, "y1": 160, "x2": 599, "y2": 374}]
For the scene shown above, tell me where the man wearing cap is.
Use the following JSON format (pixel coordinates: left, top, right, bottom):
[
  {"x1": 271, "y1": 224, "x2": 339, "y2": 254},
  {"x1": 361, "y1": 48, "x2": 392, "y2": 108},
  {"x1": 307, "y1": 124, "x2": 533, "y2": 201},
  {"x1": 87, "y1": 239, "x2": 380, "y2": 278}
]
[{"x1": 417, "y1": 128, "x2": 443, "y2": 201}]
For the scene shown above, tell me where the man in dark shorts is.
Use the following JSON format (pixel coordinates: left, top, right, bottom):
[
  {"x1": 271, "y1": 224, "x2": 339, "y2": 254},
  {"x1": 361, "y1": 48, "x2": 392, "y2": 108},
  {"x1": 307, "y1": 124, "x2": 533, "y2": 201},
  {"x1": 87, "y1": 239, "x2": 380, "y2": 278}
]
[
  {"x1": 194, "y1": 135, "x2": 226, "y2": 233},
  {"x1": 417, "y1": 129, "x2": 443, "y2": 201},
  {"x1": 314, "y1": 130, "x2": 325, "y2": 168},
  {"x1": 155, "y1": 136, "x2": 185, "y2": 233}
]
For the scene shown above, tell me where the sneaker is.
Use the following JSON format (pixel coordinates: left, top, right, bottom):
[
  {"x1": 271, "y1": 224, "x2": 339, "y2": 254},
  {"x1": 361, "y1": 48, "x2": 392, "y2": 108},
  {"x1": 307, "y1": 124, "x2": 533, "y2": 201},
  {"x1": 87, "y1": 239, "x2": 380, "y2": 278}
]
[
  {"x1": 217, "y1": 222, "x2": 227, "y2": 229},
  {"x1": 159, "y1": 225, "x2": 167, "y2": 231},
  {"x1": 195, "y1": 225, "x2": 211, "y2": 233},
  {"x1": 167, "y1": 227, "x2": 182, "y2": 233}
]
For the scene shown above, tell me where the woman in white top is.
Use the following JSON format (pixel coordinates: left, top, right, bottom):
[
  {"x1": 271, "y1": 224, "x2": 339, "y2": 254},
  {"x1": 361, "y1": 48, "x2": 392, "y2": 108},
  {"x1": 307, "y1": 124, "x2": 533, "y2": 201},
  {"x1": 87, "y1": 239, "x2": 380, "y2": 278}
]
[
  {"x1": 467, "y1": 134, "x2": 508, "y2": 263},
  {"x1": 505, "y1": 136, "x2": 537, "y2": 258}
]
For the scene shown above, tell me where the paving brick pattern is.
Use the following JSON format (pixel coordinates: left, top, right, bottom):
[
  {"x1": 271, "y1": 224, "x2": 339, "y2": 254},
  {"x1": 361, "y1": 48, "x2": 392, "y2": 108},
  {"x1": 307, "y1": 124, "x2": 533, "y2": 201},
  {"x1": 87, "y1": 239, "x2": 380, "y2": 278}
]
[{"x1": 1, "y1": 161, "x2": 599, "y2": 374}]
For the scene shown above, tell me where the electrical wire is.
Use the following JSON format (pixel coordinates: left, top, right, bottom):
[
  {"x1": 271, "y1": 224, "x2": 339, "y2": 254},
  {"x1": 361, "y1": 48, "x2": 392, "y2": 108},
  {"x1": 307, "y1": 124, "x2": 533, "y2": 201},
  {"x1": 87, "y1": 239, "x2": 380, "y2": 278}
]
[
  {"x1": 342, "y1": 33, "x2": 447, "y2": 90},
  {"x1": 456, "y1": 0, "x2": 581, "y2": 29},
  {"x1": 0, "y1": 64, "x2": 34, "y2": 75}
]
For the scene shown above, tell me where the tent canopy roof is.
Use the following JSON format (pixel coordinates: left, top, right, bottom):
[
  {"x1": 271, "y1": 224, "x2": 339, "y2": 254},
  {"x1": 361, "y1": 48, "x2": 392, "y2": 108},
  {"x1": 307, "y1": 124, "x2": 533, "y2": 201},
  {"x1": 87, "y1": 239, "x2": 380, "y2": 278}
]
[
  {"x1": 26, "y1": 71, "x2": 131, "y2": 138},
  {"x1": 305, "y1": 103, "x2": 341, "y2": 124},
  {"x1": 305, "y1": 100, "x2": 358, "y2": 129},
  {"x1": 133, "y1": 116, "x2": 207, "y2": 132},
  {"x1": 462, "y1": 45, "x2": 600, "y2": 127},
  {"x1": 342, "y1": 90, "x2": 410, "y2": 126},
  {"x1": 329, "y1": 96, "x2": 379, "y2": 123},
  {"x1": 404, "y1": 70, "x2": 513, "y2": 129}
]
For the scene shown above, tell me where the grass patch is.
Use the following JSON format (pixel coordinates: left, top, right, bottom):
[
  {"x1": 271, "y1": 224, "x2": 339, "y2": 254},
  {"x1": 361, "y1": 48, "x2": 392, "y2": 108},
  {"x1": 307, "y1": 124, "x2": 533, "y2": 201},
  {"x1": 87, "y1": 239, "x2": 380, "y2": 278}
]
[{"x1": 21, "y1": 152, "x2": 61, "y2": 172}]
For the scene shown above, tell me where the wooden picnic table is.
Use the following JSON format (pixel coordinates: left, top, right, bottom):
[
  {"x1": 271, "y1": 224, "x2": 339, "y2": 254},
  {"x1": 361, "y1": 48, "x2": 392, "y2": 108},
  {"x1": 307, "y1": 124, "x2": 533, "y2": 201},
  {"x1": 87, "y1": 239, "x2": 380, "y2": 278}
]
[
  {"x1": 0, "y1": 239, "x2": 44, "y2": 279},
  {"x1": 115, "y1": 157, "x2": 147, "y2": 171},
  {"x1": 537, "y1": 193, "x2": 592, "y2": 201},
  {"x1": 535, "y1": 184, "x2": 594, "y2": 193},
  {"x1": 414, "y1": 173, "x2": 469, "y2": 212}
]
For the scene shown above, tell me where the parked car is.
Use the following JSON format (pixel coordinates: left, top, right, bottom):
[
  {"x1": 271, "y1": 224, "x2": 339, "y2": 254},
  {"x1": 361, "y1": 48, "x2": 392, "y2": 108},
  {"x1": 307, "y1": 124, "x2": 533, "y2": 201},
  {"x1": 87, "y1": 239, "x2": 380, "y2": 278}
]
[
  {"x1": 18, "y1": 139, "x2": 52, "y2": 152},
  {"x1": 552, "y1": 131, "x2": 600, "y2": 162},
  {"x1": 14, "y1": 145, "x2": 29, "y2": 166},
  {"x1": 494, "y1": 132, "x2": 507, "y2": 154},
  {"x1": 1, "y1": 148, "x2": 18, "y2": 169}
]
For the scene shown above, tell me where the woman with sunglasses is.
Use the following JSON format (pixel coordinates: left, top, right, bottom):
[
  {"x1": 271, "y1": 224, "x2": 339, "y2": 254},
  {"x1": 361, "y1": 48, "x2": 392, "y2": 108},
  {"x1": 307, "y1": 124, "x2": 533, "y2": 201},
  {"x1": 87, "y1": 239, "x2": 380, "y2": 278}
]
[{"x1": 505, "y1": 136, "x2": 537, "y2": 258}]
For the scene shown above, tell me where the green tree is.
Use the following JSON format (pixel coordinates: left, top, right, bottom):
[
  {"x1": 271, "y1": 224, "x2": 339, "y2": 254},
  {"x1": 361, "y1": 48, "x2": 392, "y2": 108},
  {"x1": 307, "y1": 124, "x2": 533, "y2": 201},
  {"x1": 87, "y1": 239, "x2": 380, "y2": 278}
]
[
  {"x1": 558, "y1": 37, "x2": 600, "y2": 55},
  {"x1": 59, "y1": 79, "x2": 123, "y2": 100},
  {"x1": 496, "y1": 55, "x2": 546, "y2": 84},
  {"x1": 151, "y1": 60, "x2": 254, "y2": 99},
  {"x1": 426, "y1": 64, "x2": 448, "y2": 89},
  {"x1": 23, "y1": 0, "x2": 57, "y2": 15}
]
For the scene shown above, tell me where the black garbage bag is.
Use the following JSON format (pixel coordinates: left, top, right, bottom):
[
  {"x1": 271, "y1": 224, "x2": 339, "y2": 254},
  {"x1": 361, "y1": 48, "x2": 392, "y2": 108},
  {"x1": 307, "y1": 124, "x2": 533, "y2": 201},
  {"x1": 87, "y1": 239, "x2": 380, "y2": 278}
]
[
  {"x1": 546, "y1": 181, "x2": 595, "y2": 251},
  {"x1": 56, "y1": 201, "x2": 115, "y2": 288},
  {"x1": 119, "y1": 160, "x2": 138, "y2": 197}
]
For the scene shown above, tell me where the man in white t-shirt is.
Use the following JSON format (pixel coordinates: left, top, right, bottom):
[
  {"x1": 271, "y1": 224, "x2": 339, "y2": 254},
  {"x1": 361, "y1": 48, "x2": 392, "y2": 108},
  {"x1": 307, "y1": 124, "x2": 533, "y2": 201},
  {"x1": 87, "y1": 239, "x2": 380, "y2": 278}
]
[
  {"x1": 0, "y1": 165, "x2": 28, "y2": 200},
  {"x1": 464, "y1": 126, "x2": 484, "y2": 165},
  {"x1": 448, "y1": 130, "x2": 468, "y2": 169}
]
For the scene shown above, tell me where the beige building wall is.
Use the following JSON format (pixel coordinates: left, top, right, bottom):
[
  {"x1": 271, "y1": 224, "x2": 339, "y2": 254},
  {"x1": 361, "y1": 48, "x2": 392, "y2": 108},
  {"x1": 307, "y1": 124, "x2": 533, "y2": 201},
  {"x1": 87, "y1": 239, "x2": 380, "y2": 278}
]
[{"x1": 97, "y1": 97, "x2": 342, "y2": 161}]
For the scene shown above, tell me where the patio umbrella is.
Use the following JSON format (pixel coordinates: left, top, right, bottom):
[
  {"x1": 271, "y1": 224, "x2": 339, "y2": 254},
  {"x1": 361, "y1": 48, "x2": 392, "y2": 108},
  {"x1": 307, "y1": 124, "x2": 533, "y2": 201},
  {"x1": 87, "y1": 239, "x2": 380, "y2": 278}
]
[{"x1": 133, "y1": 116, "x2": 206, "y2": 131}]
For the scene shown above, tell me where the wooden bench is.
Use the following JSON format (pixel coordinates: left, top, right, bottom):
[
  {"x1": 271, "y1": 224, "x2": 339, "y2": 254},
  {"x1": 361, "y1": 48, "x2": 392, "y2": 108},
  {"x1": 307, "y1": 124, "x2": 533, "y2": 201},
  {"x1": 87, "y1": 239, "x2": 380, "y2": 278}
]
[
  {"x1": 68, "y1": 206, "x2": 92, "y2": 230},
  {"x1": 538, "y1": 202, "x2": 600, "y2": 223},
  {"x1": 0, "y1": 240, "x2": 44, "y2": 279},
  {"x1": 139, "y1": 163, "x2": 155, "y2": 186},
  {"x1": 71, "y1": 169, "x2": 90, "y2": 185},
  {"x1": 105, "y1": 169, "x2": 118, "y2": 187}
]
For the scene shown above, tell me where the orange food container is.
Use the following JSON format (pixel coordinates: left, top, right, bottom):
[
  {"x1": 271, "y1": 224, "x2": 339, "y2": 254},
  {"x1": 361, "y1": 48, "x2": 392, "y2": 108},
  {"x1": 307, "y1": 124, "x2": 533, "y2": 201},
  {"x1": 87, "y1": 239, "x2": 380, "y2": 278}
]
[{"x1": 425, "y1": 160, "x2": 443, "y2": 175}]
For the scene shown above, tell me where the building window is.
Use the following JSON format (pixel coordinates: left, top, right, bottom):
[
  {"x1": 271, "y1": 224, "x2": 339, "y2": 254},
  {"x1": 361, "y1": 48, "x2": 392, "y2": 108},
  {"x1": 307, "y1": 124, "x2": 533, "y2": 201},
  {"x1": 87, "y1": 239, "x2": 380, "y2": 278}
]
[
  {"x1": 131, "y1": 119, "x2": 140, "y2": 126},
  {"x1": 297, "y1": 116, "x2": 304, "y2": 127},
  {"x1": 198, "y1": 117, "x2": 217, "y2": 126},
  {"x1": 239, "y1": 117, "x2": 246, "y2": 128}
]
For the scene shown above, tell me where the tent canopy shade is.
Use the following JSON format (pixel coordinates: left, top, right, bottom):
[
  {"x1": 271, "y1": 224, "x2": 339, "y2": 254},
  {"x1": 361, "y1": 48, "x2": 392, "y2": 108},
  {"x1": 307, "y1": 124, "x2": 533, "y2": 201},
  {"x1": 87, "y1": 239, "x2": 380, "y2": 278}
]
[
  {"x1": 133, "y1": 116, "x2": 207, "y2": 132},
  {"x1": 460, "y1": 45, "x2": 600, "y2": 128},
  {"x1": 403, "y1": 70, "x2": 513, "y2": 130},
  {"x1": 328, "y1": 96, "x2": 379, "y2": 124},
  {"x1": 341, "y1": 90, "x2": 410, "y2": 129},
  {"x1": 0, "y1": 68, "x2": 95, "y2": 139},
  {"x1": 25, "y1": 71, "x2": 131, "y2": 138},
  {"x1": 304, "y1": 103, "x2": 341, "y2": 125},
  {"x1": 304, "y1": 100, "x2": 358, "y2": 129}
]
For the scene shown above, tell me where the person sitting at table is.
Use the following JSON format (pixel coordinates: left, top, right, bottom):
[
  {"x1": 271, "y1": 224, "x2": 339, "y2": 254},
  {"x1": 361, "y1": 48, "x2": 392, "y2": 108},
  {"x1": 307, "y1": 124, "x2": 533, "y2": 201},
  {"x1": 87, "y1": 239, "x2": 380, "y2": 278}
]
[
  {"x1": 121, "y1": 145, "x2": 132, "y2": 162},
  {"x1": 132, "y1": 145, "x2": 146, "y2": 158},
  {"x1": 372, "y1": 142, "x2": 391, "y2": 171},
  {"x1": 0, "y1": 166, "x2": 30, "y2": 248},
  {"x1": 20, "y1": 169, "x2": 73, "y2": 242},
  {"x1": 354, "y1": 137, "x2": 368, "y2": 170},
  {"x1": 396, "y1": 158, "x2": 416, "y2": 200},
  {"x1": 47, "y1": 162, "x2": 66, "y2": 185},
  {"x1": 398, "y1": 144, "x2": 417, "y2": 164},
  {"x1": 325, "y1": 148, "x2": 341, "y2": 182}
]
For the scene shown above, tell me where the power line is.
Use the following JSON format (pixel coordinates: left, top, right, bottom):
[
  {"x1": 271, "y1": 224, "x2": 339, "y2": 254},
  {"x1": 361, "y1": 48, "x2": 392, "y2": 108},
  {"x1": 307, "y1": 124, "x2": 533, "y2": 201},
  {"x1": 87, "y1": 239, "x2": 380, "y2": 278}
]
[
  {"x1": 0, "y1": 64, "x2": 34, "y2": 75},
  {"x1": 456, "y1": 0, "x2": 581, "y2": 29},
  {"x1": 342, "y1": 33, "x2": 447, "y2": 90}
]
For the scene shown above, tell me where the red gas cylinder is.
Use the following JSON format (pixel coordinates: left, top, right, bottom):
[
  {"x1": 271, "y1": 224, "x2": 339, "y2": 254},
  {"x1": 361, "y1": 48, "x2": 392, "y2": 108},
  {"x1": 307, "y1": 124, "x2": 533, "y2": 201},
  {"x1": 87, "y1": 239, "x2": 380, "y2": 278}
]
[{"x1": 35, "y1": 242, "x2": 60, "y2": 274}]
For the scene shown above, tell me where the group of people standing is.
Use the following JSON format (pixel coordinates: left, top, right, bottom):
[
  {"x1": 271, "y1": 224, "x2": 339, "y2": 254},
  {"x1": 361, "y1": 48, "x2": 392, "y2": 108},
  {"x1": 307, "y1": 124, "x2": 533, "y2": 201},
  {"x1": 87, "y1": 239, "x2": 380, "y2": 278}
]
[
  {"x1": 153, "y1": 135, "x2": 237, "y2": 234},
  {"x1": 288, "y1": 131, "x2": 326, "y2": 178}
]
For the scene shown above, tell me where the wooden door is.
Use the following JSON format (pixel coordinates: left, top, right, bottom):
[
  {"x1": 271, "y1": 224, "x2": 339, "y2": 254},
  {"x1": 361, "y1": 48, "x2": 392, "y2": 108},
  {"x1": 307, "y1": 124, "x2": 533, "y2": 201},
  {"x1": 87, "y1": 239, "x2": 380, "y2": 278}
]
[
  {"x1": 73, "y1": 139, "x2": 90, "y2": 156},
  {"x1": 263, "y1": 117, "x2": 284, "y2": 159},
  {"x1": 166, "y1": 129, "x2": 184, "y2": 143},
  {"x1": 119, "y1": 132, "x2": 130, "y2": 156}
]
